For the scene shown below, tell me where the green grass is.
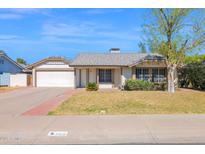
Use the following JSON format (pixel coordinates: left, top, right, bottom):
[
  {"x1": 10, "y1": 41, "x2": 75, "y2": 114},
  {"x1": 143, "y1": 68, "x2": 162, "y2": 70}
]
[{"x1": 49, "y1": 89, "x2": 205, "y2": 115}]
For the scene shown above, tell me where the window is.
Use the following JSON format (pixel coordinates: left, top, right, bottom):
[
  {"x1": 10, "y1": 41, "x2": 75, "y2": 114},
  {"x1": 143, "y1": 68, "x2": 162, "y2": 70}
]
[
  {"x1": 136, "y1": 68, "x2": 166, "y2": 82},
  {"x1": 152, "y1": 68, "x2": 166, "y2": 82},
  {"x1": 136, "y1": 68, "x2": 149, "y2": 81},
  {"x1": 99, "y1": 69, "x2": 112, "y2": 83},
  {"x1": 159, "y1": 69, "x2": 166, "y2": 82},
  {"x1": 152, "y1": 68, "x2": 158, "y2": 82}
]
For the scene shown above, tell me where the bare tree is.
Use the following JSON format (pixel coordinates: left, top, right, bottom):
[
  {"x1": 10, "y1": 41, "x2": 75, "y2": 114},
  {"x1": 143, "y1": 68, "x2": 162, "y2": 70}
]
[{"x1": 138, "y1": 41, "x2": 147, "y2": 53}]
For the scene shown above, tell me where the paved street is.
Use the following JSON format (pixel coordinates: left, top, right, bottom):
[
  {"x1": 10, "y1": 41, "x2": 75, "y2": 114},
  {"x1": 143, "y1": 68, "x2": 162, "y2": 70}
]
[
  {"x1": 1, "y1": 88, "x2": 205, "y2": 144},
  {"x1": 0, "y1": 115, "x2": 205, "y2": 144}
]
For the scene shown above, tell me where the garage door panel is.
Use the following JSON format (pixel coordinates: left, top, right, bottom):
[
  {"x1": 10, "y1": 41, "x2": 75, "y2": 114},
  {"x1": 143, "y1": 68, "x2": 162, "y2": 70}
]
[{"x1": 36, "y1": 71, "x2": 74, "y2": 87}]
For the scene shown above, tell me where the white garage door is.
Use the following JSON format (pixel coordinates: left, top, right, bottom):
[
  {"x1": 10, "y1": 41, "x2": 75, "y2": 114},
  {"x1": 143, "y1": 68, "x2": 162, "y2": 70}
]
[{"x1": 36, "y1": 71, "x2": 74, "y2": 87}]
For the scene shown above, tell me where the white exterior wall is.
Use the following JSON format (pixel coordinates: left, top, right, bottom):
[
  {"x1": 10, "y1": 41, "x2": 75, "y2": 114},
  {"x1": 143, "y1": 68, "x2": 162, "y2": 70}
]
[
  {"x1": 36, "y1": 64, "x2": 71, "y2": 69},
  {"x1": 99, "y1": 83, "x2": 113, "y2": 89},
  {"x1": 122, "y1": 67, "x2": 132, "y2": 85},
  {"x1": 80, "y1": 69, "x2": 87, "y2": 87},
  {"x1": 32, "y1": 69, "x2": 36, "y2": 87},
  {"x1": 10, "y1": 74, "x2": 27, "y2": 87},
  {"x1": 76, "y1": 69, "x2": 80, "y2": 87},
  {"x1": 114, "y1": 68, "x2": 121, "y2": 88},
  {"x1": 75, "y1": 69, "x2": 89, "y2": 88},
  {"x1": 75, "y1": 67, "x2": 132, "y2": 88},
  {"x1": 89, "y1": 68, "x2": 96, "y2": 83}
]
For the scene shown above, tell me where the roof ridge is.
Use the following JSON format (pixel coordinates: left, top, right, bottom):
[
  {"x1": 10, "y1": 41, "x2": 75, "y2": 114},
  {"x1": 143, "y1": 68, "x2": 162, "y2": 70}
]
[
  {"x1": 71, "y1": 52, "x2": 165, "y2": 67},
  {"x1": 0, "y1": 51, "x2": 24, "y2": 69},
  {"x1": 78, "y1": 52, "x2": 150, "y2": 55}
]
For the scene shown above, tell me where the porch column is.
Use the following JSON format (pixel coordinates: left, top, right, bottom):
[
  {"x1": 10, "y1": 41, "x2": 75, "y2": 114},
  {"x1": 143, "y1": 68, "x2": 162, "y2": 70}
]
[
  {"x1": 132, "y1": 67, "x2": 136, "y2": 79},
  {"x1": 121, "y1": 67, "x2": 123, "y2": 86},
  {"x1": 79, "y1": 69, "x2": 81, "y2": 88},
  {"x1": 74, "y1": 68, "x2": 76, "y2": 88},
  {"x1": 96, "y1": 69, "x2": 99, "y2": 84},
  {"x1": 32, "y1": 68, "x2": 36, "y2": 87},
  {"x1": 112, "y1": 69, "x2": 115, "y2": 85},
  {"x1": 149, "y1": 68, "x2": 152, "y2": 82},
  {"x1": 86, "y1": 68, "x2": 89, "y2": 85}
]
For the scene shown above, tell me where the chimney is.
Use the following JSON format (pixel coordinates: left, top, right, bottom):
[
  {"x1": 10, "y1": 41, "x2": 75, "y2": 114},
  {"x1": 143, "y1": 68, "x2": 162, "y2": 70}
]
[{"x1": 109, "y1": 48, "x2": 120, "y2": 53}]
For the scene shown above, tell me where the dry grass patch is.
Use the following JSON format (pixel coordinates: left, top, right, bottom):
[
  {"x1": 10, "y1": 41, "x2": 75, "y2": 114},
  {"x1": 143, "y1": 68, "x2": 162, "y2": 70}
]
[
  {"x1": 0, "y1": 87, "x2": 18, "y2": 93},
  {"x1": 49, "y1": 89, "x2": 205, "y2": 115}
]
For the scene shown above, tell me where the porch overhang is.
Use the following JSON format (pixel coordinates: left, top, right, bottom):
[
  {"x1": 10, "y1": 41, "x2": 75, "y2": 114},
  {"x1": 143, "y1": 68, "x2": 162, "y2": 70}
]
[
  {"x1": 70, "y1": 65, "x2": 127, "y2": 68},
  {"x1": 74, "y1": 67, "x2": 123, "y2": 89},
  {"x1": 129, "y1": 59, "x2": 167, "y2": 68}
]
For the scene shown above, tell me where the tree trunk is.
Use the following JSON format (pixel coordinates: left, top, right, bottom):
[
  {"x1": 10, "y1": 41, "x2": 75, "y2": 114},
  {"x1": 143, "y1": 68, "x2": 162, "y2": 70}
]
[{"x1": 167, "y1": 65, "x2": 176, "y2": 93}]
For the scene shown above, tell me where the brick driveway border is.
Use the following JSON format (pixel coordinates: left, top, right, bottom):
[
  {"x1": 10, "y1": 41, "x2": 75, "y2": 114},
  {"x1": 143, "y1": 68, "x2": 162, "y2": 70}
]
[{"x1": 22, "y1": 89, "x2": 80, "y2": 116}]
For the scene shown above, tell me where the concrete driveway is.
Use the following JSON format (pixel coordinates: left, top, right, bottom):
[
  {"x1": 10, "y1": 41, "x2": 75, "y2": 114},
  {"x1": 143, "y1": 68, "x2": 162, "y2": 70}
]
[{"x1": 0, "y1": 87, "x2": 72, "y2": 116}]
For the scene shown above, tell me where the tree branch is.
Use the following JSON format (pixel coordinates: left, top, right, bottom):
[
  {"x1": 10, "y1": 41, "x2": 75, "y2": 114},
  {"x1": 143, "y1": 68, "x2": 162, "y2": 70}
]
[{"x1": 159, "y1": 9, "x2": 170, "y2": 29}]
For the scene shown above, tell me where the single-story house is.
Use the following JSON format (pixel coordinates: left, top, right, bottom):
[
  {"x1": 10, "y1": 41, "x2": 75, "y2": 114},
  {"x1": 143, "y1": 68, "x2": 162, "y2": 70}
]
[
  {"x1": 70, "y1": 48, "x2": 167, "y2": 89},
  {"x1": 26, "y1": 48, "x2": 167, "y2": 88},
  {"x1": 26, "y1": 57, "x2": 74, "y2": 87}
]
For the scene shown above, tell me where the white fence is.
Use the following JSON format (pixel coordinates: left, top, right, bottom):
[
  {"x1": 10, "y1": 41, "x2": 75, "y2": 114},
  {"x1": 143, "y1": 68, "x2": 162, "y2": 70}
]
[
  {"x1": 0, "y1": 73, "x2": 10, "y2": 86},
  {"x1": 10, "y1": 74, "x2": 28, "y2": 87}
]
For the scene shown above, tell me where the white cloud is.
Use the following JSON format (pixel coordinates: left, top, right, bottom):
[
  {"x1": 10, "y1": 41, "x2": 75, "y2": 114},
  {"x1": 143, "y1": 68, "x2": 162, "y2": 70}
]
[
  {"x1": 7, "y1": 8, "x2": 42, "y2": 14},
  {"x1": 42, "y1": 22, "x2": 96, "y2": 37},
  {"x1": 0, "y1": 13, "x2": 23, "y2": 19},
  {"x1": 42, "y1": 22, "x2": 142, "y2": 42},
  {"x1": 98, "y1": 31, "x2": 140, "y2": 40},
  {"x1": 0, "y1": 34, "x2": 21, "y2": 40},
  {"x1": 85, "y1": 9, "x2": 124, "y2": 15},
  {"x1": 42, "y1": 35, "x2": 116, "y2": 45},
  {"x1": 0, "y1": 8, "x2": 52, "y2": 20},
  {"x1": 7, "y1": 8, "x2": 52, "y2": 16}
]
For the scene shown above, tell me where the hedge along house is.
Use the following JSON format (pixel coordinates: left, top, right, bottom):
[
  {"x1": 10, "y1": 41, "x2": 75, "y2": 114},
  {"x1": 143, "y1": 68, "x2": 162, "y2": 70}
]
[{"x1": 70, "y1": 48, "x2": 167, "y2": 89}]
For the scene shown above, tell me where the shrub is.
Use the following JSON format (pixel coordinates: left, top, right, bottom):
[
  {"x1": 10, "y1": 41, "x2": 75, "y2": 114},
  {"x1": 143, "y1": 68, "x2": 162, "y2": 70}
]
[
  {"x1": 86, "y1": 82, "x2": 98, "y2": 91},
  {"x1": 124, "y1": 79, "x2": 154, "y2": 91},
  {"x1": 178, "y1": 61, "x2": 205, "y2": 90},
  {"x1": 153, "y1": 82, "x2": 167, "y2": 91}
]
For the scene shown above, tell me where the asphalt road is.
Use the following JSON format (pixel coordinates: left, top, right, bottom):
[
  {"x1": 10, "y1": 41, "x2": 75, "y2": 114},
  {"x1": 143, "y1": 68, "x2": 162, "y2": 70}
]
[{"x1": 0, "y1": 115, "x2": 205, "y2": 144}]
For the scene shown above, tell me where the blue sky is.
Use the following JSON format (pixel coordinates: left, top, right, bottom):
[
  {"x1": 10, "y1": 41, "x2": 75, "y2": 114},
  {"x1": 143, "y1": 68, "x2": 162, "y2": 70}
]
[
  {"x1": 0, "y1": 8, "x2": 204, "y2": 64},
  {"x1": 0, "y1": 8, "x2": 151, "y2": 63}
]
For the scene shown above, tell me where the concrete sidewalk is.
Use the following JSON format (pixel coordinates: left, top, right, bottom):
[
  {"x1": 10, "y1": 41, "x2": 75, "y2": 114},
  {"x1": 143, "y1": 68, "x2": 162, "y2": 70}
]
[{"x1": 1, "y1": 115, "x2": 205, "y2": 144}]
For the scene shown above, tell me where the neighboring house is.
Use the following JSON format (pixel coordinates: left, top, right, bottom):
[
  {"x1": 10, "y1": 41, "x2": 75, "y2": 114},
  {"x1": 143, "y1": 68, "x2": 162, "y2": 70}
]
[
  {"x1": 0, "y1": 51, "x2": 24, "y2": 74},
  {"x1": 0, "y1": 51, "x2": 24, "y2": 86},
  {"x1": 26, "y1": 57, "x2": 74, "y2": 87},
  {"x1": 70, "y1": 48, "x2": 167, "y2": 89}
]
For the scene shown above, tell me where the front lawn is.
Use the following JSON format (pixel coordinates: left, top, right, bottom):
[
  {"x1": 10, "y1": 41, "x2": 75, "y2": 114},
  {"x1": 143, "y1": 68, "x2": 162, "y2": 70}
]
[{"x1": 49, "y1": 89, "x2": 205, "y2": 115}]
